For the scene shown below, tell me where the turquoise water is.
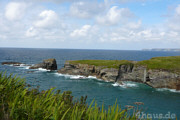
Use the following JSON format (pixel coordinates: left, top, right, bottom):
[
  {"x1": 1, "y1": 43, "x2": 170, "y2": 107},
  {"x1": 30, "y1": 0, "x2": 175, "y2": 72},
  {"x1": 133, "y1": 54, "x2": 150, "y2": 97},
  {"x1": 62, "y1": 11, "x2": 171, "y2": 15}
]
[{"x1": 0, "y1": 48, "x2": 180, "y2": 119}]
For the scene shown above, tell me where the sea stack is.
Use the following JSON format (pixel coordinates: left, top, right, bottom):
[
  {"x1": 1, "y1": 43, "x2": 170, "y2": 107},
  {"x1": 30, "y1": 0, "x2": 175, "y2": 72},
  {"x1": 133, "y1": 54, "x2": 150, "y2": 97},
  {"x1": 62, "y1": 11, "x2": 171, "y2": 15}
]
[{"x1": 29, "y1": 58, "x2": 57, "y2": 70}]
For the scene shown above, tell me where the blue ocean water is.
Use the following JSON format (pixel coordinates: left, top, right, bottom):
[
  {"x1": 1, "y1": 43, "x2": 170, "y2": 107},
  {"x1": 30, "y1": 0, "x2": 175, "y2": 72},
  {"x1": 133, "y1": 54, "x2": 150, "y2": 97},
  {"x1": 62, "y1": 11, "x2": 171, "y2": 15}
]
[{"x1": 0, "y1": 48, "x2": 180, "y2": 118}]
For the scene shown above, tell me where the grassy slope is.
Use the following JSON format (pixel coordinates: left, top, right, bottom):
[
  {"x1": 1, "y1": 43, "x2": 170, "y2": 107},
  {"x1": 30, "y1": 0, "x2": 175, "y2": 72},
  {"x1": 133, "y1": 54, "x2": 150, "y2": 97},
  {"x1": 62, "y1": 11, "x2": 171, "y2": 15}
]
[
  {"x1": 137, "y1": 56, "x2": 180, "y2": 72},
  {"x1": 69, "y1": 56, "x2": 180, "y2": 72}
]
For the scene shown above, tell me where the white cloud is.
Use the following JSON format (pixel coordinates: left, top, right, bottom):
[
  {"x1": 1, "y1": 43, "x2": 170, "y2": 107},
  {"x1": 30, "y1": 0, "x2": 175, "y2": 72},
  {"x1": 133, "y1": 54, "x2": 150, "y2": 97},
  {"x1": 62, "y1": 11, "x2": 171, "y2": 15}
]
[
  {"x1": 126, "y1": 20, "x2": 142, "y2": 29},
  {"x1": 34, "y1": 10, "x2": 59, "y2": 28},
  {"x1": 5, "y1": 2, "x2": 27, "y2": 21},
  {"x1": 70, "y1": 25, "x2": 91, "y2": 37},
  {"x1": 175, "y1": 4, "x2": 180, "y2": 15},
  {"x1": 0, "y1": 0, "x2": 179, "y2": 49},
  {"x1": 70, "y1": 1, "x2": 105, "y2": 19},
  {"x1": 96, "y1": 6, "x2": 134, "y2": 25},
  {"x1": 25, "y1": 27, "x2": 38, "y2": 37},
  {"x1": 167, "y1": 4, "x2": 180, "y2": 31}
]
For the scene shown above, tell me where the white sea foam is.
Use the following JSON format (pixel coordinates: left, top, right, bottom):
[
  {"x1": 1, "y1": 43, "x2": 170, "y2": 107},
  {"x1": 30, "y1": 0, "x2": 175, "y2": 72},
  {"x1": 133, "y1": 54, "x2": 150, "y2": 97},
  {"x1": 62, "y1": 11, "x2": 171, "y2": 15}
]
[
  {"x1": 70, "y1": 75, "x2": 86, "y2": 79},
  {"x1": 112, "y1": 83, "x2": 120, "y2": 87},
  {"x1": 20, "y1": 64, "x2": 26, "y2": 67},
  {"x1": 87, "y1": 76, "x2": 97, "y2": 79},
  {"x1": 17, "y1": 64, "x2": 31, "y2": 69},
  {"x1": 54, "y1": 73, "x2": 64, "y2": 76},
  {"x1": 37, "y1": 68, "x2": 51, "y2": 72},
  {"x1": 156, "y1": 88, "x2": 180, "y2": 93},
  {"x1": 25, "y1": 66, "x2": 30, "y2": 69},
  {"x1": 54, "y1": 73, "x2": 98, "y2": 80},
  {"x1": 112, "y1": 82, "x2": 138, "y2": 88}
]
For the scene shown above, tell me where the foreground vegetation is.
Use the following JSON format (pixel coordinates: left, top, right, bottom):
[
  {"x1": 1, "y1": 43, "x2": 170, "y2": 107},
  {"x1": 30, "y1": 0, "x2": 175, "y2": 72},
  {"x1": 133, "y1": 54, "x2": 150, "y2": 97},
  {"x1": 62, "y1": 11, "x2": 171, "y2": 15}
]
[
  {"x1": 0, "y1": 72, "x2": 139, "y2": 120},
  {"x1": 69, "y1": 56, "x2": 180, "y2": 72}
]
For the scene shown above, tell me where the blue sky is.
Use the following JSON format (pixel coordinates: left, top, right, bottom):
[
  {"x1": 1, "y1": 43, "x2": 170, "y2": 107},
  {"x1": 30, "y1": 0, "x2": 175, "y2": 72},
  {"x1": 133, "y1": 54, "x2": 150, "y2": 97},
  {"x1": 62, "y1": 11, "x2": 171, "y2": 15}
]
[{"x1": 0, "y1": 0, "x2": 180, "y2": 50}]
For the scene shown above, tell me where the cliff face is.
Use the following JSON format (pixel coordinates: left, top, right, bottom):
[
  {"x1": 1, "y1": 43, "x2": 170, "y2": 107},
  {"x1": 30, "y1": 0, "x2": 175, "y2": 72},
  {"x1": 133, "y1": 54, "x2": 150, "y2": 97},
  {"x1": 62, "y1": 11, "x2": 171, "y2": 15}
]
[
  {"x1": 58, "y1": 61, "x2": 118, "y2": 82},
  {"x1": 58, "y1": 61, "x2": 180, "y2": 90},
  {"x1": 116, "y1": 64, "x2": 180, "y2": 90}
]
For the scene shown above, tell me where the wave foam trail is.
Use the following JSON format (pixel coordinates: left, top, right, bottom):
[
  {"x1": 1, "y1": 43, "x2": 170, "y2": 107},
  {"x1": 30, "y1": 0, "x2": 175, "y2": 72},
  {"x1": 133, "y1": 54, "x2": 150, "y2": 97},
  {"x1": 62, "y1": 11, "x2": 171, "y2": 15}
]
[
  {"x1": 156, "y1": 88, "x2": 180, "y2": 93},
  {"x1": 112, "y1": 83, "x2": 120, "y2": 87},
  {"x1": 70, "y1": 75, "x2": 86, "y2": 79},
  {"x1": 87, "y1": 76, "x2": 97, "y2": 79},
  {"x1": 54, "y1": 73, "x2": 64, "y2": 76},
  {"x1": 17, "y1": 64, "x2": 31, "y2": 69},
  {"x1": 112, "y1": 82, "x2": 138, "y2": 88},
  {"x1": 37, "y1": 68, "x2": 51, "y2": 72}
]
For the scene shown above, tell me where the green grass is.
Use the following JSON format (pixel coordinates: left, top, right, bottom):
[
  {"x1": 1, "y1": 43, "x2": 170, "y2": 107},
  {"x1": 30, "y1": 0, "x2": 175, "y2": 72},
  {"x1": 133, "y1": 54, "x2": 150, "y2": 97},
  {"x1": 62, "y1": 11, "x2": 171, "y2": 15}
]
[
  {"x1": 69, "y1": 56, "x2": 180, "y2": 72},
  {"x1": 69, "y1": 60, "x2": 133, "y2": 69},
  {"x1": 0, "y1": 72, "x2": 140, "y2": 120},
  {"x1": 137, "y1": 56, "x2": 180, "y2": 72}
]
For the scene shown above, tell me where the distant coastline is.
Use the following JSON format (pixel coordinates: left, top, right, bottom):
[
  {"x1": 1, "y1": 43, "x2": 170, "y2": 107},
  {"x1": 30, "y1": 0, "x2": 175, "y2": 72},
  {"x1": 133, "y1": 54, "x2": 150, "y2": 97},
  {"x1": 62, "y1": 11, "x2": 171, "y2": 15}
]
[{"x1": 142, "y1": 48, "x2": 180, "y2": 51}]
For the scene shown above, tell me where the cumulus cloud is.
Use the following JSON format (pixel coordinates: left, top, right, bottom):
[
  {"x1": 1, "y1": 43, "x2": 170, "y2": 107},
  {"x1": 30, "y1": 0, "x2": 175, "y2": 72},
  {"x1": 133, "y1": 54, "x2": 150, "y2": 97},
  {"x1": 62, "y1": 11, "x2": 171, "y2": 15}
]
[
  {"x1": 5, "y1": 2, "x2": 27, "y2": 21},
  {"x1": 0, "y1": 0, "x2": 179, "y2": 49},
  {"x1": 126, "y1": 20, "x2": 142, "y2": 29},
  {"x1": 70, "y1": 1, "x2": 105, "y2": 19},
  {"x1": 25, "y1": 27, "x2": 38, "y2": 37},
  {"x1": 175, "y1": 4, "x2": 180, "y2": 15},
  {"x1": 34, "y1": 10, "x2": 59, "y2": 28},
  {"x1": 70, "y1": 25, "x2": 91, "y2": 37},
  {"x1": 96, "y1": 6, "x2": 134, "y2": 25},
  {"x1": 167, "y1": 4, "x2": 180, "y2": 31}
]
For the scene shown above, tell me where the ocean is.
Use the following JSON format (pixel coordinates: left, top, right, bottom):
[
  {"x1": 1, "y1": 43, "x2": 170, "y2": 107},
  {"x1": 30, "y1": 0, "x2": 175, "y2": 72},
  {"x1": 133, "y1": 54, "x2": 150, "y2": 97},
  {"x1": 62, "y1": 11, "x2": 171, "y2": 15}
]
[{"x1": 0, "y1": 48, "x2": 180, "y2": 118}]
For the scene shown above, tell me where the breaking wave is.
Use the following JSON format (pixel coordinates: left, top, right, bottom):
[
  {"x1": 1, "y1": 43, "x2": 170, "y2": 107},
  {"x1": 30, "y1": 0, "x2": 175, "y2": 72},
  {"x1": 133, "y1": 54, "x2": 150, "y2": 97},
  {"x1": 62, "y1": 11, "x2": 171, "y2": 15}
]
[
  {"x1": 16, "y1": 64, "x2": 31, "y2": 69},
  {"x1": 156, "y1": 88, "x2": 180, "y2": 93},
  {"x1": 112, "y1": 82, "x2": 138, "y2": 88}
]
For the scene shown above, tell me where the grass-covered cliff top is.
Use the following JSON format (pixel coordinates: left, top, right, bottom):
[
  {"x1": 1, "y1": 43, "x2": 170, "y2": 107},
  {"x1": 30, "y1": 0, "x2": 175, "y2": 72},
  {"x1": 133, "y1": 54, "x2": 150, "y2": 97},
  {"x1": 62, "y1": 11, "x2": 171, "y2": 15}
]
[
  {"x1": 137, "y1": 56, "x2": 180, "y2": 72},
  {"x1": 69, "y1": 56, "x2": 180, "y2": 72},
  {"x1": 69, "y1": 60, "x2": 133, "y2": 69}
]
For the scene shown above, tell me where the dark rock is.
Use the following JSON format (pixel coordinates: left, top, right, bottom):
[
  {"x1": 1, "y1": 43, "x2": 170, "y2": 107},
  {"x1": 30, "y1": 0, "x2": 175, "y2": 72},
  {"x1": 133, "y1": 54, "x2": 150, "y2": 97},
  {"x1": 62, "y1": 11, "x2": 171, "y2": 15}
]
[
  {"x1": 116, "y1": 64, "x2": 180, "y2": 90},
  {"x1": 58, "y1": 61, "x2": 118, "y2": 82},
  {"x1": 58, "y1": 61, "x2": 180, "y2": 90},
  {"x1": 1, "y1": 62, "x2": 22, "y2": 66},
  {"x1": 29, "y1": 58, "x2": 57, "y2": 70}
]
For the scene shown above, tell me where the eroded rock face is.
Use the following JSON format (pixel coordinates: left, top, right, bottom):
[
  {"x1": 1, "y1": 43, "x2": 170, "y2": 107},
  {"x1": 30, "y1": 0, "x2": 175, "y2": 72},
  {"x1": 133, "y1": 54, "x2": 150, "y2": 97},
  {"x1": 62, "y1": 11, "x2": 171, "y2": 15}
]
[
  {"x1": 59, "y1": 61, "x2": 180, "y2": 90},
  {"x1": 58, "y1": 61, "x2": 118, "y2": 82},
  {"x1": 116, "y1": 64, "x2": 180, "y2": 90},
  {"x1": 29, "y1": 58, "x2": 57, "y2": 70},
  {"x1": 146, "y1": 70, "x2": 180, "y2": 90}
]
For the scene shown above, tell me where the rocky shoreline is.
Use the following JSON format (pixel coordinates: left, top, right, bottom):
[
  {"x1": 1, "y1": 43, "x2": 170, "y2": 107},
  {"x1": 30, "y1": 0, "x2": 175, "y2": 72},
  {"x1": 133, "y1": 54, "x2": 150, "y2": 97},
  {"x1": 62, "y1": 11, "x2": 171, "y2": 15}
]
[
  {"x1": 58, "y1": 60, "x2": 180, "y2": 90},
  {"x1": 2, "y1": 57, "x2": 180, "y2": 90}
]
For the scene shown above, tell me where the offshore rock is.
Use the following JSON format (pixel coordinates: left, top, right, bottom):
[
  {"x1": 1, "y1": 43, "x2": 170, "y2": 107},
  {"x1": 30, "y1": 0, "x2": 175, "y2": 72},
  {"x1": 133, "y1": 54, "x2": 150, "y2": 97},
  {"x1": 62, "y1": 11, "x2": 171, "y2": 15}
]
[
  {"x1": 29, "y1": 58, "x2": 57, "y2": 70},
  {"x1": 1, "y1": 62, "x2": 22, "y2": 66}
]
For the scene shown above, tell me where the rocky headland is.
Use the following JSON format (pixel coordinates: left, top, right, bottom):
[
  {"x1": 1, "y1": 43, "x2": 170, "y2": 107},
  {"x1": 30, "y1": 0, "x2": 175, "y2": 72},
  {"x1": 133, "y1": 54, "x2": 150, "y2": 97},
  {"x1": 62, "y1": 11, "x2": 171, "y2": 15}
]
[{"x1": 58, "y1": 56, "x2": 180, "y2": 90}]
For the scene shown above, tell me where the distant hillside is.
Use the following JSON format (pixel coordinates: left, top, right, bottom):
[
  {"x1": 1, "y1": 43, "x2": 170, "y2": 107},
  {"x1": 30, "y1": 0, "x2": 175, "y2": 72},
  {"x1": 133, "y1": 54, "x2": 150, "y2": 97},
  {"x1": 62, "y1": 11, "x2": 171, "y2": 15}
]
[{"x1": 142, "y1": 48, "x2": 180, "y2": 51}]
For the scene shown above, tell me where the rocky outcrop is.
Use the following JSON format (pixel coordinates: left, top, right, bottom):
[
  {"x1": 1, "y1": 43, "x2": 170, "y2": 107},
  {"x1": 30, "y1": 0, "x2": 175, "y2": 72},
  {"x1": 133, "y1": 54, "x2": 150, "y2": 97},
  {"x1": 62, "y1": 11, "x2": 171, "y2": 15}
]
[
  {"x1": 2, "y1": 59, "x2": 57, "y2": 71},
  {"x1": 29, "y1": 58, "x2": 57, "y2": 70},
  {"x1": 116, "y1": 64, "x2": 180, "y2": 90},
  {"x1": 58, "y1": 61, "x2": 118, "y2": 82},
  {"x1": 1, "y1": 62, "x2": 22, "y2": 66},
  {"x1": 58, "y1": 61, "x2": 180, "y2": 90}
]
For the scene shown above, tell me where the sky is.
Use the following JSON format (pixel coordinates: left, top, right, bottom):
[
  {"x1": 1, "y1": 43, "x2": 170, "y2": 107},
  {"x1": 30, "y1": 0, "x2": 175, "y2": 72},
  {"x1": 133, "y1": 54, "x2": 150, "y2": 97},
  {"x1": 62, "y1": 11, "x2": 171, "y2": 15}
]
[{"x1": 0, "y1": 0, "x2": 180, "y2": 50}]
